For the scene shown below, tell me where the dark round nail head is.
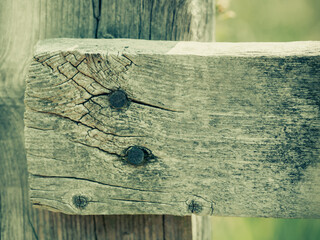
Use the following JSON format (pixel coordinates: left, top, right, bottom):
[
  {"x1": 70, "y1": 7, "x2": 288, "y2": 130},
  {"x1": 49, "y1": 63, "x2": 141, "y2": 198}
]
[
  {"x1": 127, "y1": 146, "x2": 145, "y2": 165},
  {"x1": 109, "y1": 90, "x2": 128, "y2": 109},
  {"x1": 73, "y1": 195, "x2": 88, "y2": 209},
  {"x1": 188, "y1": 200, "x2": 202, "y2": 214}
]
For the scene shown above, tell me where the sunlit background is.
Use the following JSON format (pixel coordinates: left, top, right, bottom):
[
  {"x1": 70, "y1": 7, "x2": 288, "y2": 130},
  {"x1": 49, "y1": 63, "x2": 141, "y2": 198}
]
[
  {"x1": 216, "y1": 0, "x2": 320, "y2": 41},
  {"x1": 213, "y1": 0, "x2": 320, "y2": 239}
]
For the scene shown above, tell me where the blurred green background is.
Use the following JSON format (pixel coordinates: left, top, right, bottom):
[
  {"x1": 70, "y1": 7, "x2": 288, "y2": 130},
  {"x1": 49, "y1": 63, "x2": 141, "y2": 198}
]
[
  {"x1": 216, "y1": 0, "x2": 320, "y2": 41},
  {"x1": 213, "y1": 0, "x2": 320, "y2": 239},
  {"x1": 212, "y1": 217, "x2": 320, "y2": 240}
]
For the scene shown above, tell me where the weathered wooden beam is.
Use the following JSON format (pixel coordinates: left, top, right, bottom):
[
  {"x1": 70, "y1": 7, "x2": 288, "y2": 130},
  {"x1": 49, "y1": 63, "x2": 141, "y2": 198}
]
[
  {"x1": 27, "y1": 211, "x2": 193, "y2": 240},
  {"x1": 1, "y1": 0, "x2": 215, "y2": 239},
  {"x1": 25, "y1": 39, "x2": 320, "y2": 218},
  {"x1": 97, "y1": 0, "x2": 215, "y2": 41}
]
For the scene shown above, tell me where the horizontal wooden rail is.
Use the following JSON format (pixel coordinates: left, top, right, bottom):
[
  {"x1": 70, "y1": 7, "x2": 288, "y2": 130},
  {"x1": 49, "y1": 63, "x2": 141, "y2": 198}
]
[{"x1": 25, "y1": 39, "x2": 320, "y2": 218}]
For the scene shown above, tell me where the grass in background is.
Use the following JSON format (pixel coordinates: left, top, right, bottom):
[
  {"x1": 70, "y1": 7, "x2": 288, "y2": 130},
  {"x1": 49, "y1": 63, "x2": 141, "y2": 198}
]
[
  {"x1": 213, "y1": 1, "x2": 320, "y2": 239},
  {"x1": 216, "y1": 0, "x2": 320, "y2": 42}
]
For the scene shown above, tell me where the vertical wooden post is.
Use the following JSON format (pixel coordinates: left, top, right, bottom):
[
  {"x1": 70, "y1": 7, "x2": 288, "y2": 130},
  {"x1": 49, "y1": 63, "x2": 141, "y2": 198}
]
[{"x1": 0, "y1": 0, "x2": 214, "y2": 239}]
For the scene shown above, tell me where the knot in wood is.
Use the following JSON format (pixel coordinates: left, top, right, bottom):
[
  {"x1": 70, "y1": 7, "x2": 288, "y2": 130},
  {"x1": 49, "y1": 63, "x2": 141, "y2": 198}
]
[{"x1": 109, "y1": 90, "x2": 129, "y2": 109}]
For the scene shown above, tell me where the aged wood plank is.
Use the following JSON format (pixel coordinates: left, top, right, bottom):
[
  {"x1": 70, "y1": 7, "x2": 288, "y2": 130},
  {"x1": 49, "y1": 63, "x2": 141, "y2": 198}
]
[
  {"x1": 28, "y1": 212, "x2": 179, "y2": 240},
  {"x1": 28, "y1": 210, "x2": 194, "y2": 239},
  {"x1": 25, "y1": 39, "x2": 320, "y2": 218},
  {"x1": 0, "y1": 0, "x2": 95, "y2": 238},
  {"x1": 1, "y1": 0, "x2": 214, "y2": 239},
  {"x1": 97, "y1": 0, "x2": 215, "y2": 41},
  {"x1": 164, "y1": 216, "x2": 192, "y2": 240},
  {"x1": 192, "y1": 216, "x2": 212, "y2": 240}
]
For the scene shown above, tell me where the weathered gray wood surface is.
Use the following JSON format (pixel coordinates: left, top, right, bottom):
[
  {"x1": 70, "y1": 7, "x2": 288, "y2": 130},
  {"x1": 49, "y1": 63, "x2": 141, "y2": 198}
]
[
  {"x1": 27, "y1": 213, "x2": 193, "y2": 240},
  {"x1": 25, "y1": 39, "x2": 320, "y2": 218},
  {"x1": 1, "y1": 0, "x2": 214, "y2": 239},
  {"x1": 97, "y1": 0, "x2": 215, "y2": 41}
]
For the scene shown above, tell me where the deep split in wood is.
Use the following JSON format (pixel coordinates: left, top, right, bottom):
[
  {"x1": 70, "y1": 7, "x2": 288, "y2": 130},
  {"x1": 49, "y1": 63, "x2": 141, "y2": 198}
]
[{"x1": 25, "y1": 39, "x2": 320, "y2": 218}]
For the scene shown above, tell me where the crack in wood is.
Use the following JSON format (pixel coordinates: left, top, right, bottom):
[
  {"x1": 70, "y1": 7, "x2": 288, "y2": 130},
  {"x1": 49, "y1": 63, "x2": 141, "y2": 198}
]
[
  {"x1": 27, "y1": 126, "x2": 55, "y2": 131},
  {"x1": 131, "y1": 98, "x2": 184, "y2": 113},
  {"x1": 30, "y1": 188, "x2": 56, "y2": 192},
  {"x1": 122, "y1": 54, "x2": 137, "y2": 67},
  {"x1": 92, "y1": 0, "x2": 102, "y2": 39},
  {"x1": 93, "y1": 216, "x2": 98, "y2": 240},
  {"x1": 149, "y1": 0, "x2": 154, "y2": 40},
  {"x1": 26, "y1": 210, "x2": 39, "y2": 240},
  {"x1": 25, "y1": 39, "x2": 320, "y2": 218},
  {"x1": 77, "y1": 55, "x2": 114, "y2": 92},
  {"x1": 27, "y1": 104, "x2": 143, "y2": 141},
  {"x1": 30, "y1": 174, "x2": 164, "y2": 193},
  {"x1": 69, "y1": 139, "x2": 123, "y2": 157},
  {"x1": 32, "y1": 202, "x2": 63, "y2": 212},
  {"x1": 108, "y1": 198, "x2": 175, "y2": 206}
]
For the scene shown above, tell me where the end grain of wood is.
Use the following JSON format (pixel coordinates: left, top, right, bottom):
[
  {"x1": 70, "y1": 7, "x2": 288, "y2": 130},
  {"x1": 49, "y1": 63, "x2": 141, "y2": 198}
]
[{"x1": 25, "y1": 39, "x2": 320, "y2": 218}]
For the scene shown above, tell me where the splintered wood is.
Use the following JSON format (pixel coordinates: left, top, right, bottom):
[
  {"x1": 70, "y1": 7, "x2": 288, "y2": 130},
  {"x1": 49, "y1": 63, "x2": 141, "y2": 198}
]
[{"x1": 25, "y1": 39, "x2": 320, "y2": 217}]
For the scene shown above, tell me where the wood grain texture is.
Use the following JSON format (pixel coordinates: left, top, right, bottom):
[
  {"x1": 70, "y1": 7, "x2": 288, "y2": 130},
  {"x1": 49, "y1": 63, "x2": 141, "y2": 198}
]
[
  {"x1": 97, "y1": 0, "x2": 215, "y2": 41},
  {"x1": 192, "y1": 216, "x2": 212, "y2": 240},
  {"x1": 1, "y1": 0, "x2": 215, "y2": 239},
  {"x1": 0, "y1": 0, "x2": 95, "y2": 238},
  {"x1": 25, "y1": 39, "x2": 320, "y2": 218},
  {"x1": 28, "y1": 211, "x2": 189, "y2": 240}
]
